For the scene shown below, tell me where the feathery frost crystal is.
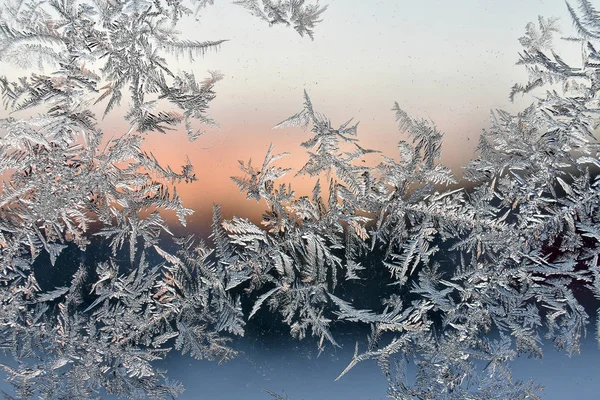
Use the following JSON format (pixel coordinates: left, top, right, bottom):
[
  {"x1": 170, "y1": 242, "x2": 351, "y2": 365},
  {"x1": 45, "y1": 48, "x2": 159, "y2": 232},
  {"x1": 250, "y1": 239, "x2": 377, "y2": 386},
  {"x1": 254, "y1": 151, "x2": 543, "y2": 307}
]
[{"x1": 0, "y1": 0, "x2": 599, "y2": 399}]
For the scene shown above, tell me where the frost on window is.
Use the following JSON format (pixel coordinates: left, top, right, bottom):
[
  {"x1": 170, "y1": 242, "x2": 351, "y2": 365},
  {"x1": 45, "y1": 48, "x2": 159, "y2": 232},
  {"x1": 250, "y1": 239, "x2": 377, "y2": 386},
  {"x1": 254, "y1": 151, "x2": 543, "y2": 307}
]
[{"x1": 0, "y1": 0, "x2": 599, "y2": 399}]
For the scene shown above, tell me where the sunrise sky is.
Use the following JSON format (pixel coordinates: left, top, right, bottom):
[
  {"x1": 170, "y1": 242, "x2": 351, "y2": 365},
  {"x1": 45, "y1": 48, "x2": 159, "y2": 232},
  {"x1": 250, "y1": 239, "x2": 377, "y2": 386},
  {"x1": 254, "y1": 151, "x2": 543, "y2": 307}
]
[{"x1": 0, "y1": 0, "x2": 582, "y2": 232}]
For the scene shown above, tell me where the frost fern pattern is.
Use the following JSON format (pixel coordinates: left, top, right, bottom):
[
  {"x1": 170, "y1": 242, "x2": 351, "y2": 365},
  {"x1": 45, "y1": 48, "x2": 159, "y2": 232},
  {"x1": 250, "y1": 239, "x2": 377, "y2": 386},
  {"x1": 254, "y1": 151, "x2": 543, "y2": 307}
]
[{"x1": 1, "y1": 0, "x2": 600, "y2": 399}]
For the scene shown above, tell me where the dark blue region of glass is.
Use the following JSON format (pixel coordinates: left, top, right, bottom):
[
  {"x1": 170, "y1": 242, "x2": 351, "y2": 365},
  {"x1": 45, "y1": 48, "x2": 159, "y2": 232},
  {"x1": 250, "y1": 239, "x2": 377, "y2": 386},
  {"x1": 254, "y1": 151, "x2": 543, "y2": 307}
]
[
  {"x1": 150, "y1": 334, "x2": 600, "y2": 400},
  {"x1": 0, "y1": 313, "x2": 599, "y2": 399},
  {"x1": 152, "y1": 331, "x2": 388, "y2": 400}
]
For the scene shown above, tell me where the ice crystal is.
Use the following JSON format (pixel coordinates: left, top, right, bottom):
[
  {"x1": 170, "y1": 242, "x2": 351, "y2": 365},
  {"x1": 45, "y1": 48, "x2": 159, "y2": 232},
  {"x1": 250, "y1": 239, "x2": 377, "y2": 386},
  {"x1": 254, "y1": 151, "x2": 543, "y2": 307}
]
[{"x1": 1, "y1": 0, "x2": 600, "y2": 399}]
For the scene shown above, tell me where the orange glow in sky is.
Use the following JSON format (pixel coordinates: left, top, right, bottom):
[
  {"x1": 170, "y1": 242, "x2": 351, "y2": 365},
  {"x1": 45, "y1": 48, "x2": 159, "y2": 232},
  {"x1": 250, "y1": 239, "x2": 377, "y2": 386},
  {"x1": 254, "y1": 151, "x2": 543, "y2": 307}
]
[{"x1": 0, "y1": 0, "x2": 580, "y2": 233}]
